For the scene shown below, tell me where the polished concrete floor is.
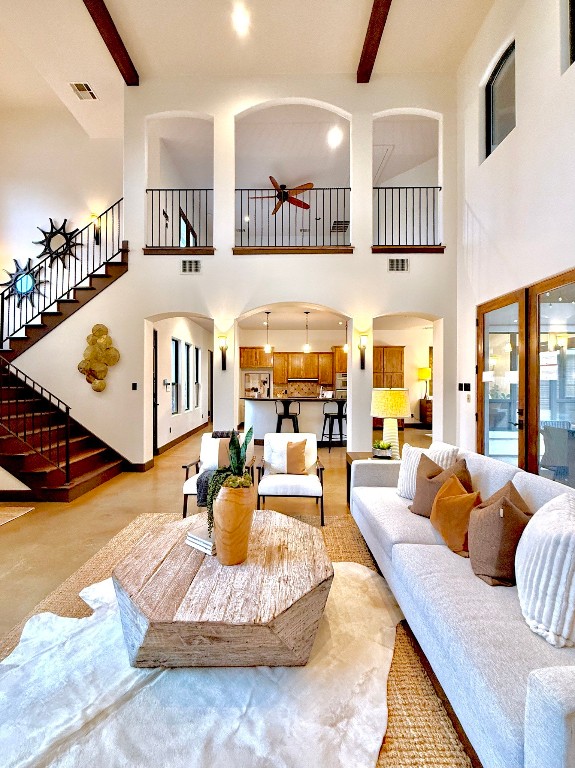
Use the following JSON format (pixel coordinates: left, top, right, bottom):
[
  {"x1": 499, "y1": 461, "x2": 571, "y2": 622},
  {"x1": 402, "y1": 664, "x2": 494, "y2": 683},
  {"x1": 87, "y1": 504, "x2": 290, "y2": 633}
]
[{"x1": 0, "y1": 426, "x2": 431, "y2": 637}]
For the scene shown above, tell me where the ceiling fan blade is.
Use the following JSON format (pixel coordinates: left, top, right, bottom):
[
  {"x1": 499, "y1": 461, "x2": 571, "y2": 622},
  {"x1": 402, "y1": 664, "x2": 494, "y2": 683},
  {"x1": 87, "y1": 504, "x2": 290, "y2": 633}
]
[
  {"x1": 289, "y1": 182, "x2": 314, "y2": 192},
  {"x1": 288, "y1": 188, "x2": 310, "y2": 197},
  {"x1": 271, "y1": 199, "x2": 284, "y2": 215},
  {"x1": 287, "y1": 196, "x2": 310, "y2": 210},
  {"x1": 269, "y1": 175, "x2": 281, "y2": 191},
  {"x1": 249, "y1": 195, "x2": 277, "y2": 199}
]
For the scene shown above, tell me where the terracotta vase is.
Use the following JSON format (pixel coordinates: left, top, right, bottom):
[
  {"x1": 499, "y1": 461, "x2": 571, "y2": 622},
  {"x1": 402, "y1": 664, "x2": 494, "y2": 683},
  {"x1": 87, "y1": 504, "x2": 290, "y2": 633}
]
[{"x1": 213, "y1": 485, "x2": 255, "y2": 565}]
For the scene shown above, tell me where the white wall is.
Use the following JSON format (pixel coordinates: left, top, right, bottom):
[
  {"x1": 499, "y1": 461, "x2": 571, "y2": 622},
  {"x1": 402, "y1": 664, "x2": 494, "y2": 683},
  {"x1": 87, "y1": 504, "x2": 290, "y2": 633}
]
[
  {"x1": 9, "y1": 70, "x2": 459, "y2": 462},
  {"x1": 239, "y1": 328, "x2": 347, "y2": 352},
  {"x1": 457, "y1": 0, "x2": 575, "y2": 448},
  {"x1": 0, "y1": 106, "x2": 122, "y2": 273},
  {"x1": 382, "y1": 157, "x2": 438, "y2": 187},
  {"x1": 153, "y1": 316, "x2": 212, "y2": 450}
]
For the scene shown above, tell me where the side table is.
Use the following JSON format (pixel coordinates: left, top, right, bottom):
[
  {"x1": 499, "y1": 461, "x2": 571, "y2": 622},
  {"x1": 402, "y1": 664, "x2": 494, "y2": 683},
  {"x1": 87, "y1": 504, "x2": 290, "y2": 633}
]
[{"x1": 346, "y1": 451, "x2": 372, "y2": 504}]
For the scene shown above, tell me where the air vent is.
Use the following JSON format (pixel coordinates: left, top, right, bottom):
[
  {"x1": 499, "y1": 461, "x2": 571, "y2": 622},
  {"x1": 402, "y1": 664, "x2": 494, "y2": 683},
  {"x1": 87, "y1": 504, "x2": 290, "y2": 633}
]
[
  {"x1": 181, "y1": 259, "x2": 201, "y2": 274},
  {"x1": 388, "y1": 257, "x2": 409, "y2": 273},
  {"x1": 299, "y1": 228, "x2": 310, "y2": 233},
  {"x1": 235, "y1": 228, "x2": 246, "y2": 233},
  {"x1": 70, "y1": 82, "x2": 98, "y2": 100},
  {"x1": 331, "y1": 220, "x2": 349, "y2": 233}
]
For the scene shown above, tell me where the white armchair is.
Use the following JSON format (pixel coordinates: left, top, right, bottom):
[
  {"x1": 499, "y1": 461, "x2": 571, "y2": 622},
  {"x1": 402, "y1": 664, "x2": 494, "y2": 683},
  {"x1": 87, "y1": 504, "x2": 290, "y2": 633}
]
[
  {"x1": 182, "y1": 432, "x2": 254, "y2": 517},
  {"x1": 256, "y1": 433, "x2": 325, "y2": 525}
]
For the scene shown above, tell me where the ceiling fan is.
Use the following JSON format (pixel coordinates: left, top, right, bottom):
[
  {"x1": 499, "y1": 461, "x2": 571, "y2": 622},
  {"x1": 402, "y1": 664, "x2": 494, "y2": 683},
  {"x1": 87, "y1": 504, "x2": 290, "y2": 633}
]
[{"x1": 251, "y1": 176, "x2": 314, "y2": 215}]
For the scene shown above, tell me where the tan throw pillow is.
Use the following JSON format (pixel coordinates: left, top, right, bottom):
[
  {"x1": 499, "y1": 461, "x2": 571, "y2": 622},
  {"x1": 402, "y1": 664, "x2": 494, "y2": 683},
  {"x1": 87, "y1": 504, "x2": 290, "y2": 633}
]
[
  {"x1": 476, "y1": 480, "x2": 532, "y2": 516},
  {"x1": 217, "y1": 438, "x2": 231, "y2": 468},
  {"x1": 286, "y1": 440, "x2": 307, "y2": 475},
  {"x1": 430, "y1": 475, "x2": 480, "y2": 556},
  {"x1": 409, "y1": 455, "x2": 473, "y2": 518},
  {"x1": 468, "y1": 498, "x2": 530, "y2": 586}
]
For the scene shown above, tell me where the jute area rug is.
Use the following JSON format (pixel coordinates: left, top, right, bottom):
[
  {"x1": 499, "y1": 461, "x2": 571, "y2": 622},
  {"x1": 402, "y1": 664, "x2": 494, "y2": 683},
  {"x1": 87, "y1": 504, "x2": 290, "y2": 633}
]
[
  {"x1": 0, "y1": 506, "x2": 34, "y2": 526},
  {"x1": 0, "y1": 512, "x2": 472, "y2": 768}
]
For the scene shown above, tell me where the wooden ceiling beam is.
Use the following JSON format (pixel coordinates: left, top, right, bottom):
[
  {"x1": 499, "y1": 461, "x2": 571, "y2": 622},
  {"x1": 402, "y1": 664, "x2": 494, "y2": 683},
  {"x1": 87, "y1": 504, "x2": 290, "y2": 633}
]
[
  {"x1": 83, "y1": 0, "x2": 139, "y2": 86},
  {"x1": 357, "y1": 0, "x2": 394, "y2": 83}
]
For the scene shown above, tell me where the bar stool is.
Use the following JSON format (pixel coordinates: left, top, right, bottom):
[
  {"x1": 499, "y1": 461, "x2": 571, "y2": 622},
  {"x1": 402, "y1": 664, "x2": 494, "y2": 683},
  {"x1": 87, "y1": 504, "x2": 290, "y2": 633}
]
[
  {"x1": 275, "y1": 400, "x2": 300, "y2": 432},
  {"x1": 321, "y1": 401, "x2": 345, "y2": 452}
]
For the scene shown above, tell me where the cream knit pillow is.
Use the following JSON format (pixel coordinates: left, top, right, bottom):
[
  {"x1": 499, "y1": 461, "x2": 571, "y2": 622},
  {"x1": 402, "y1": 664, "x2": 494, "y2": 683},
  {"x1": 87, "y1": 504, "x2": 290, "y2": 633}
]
[
  {"x1": 515, "y1": 492, "x2": 575, "y2": 648},
  {"x1": 396, "y1": 443, "x2": 459, "y2": 500}
]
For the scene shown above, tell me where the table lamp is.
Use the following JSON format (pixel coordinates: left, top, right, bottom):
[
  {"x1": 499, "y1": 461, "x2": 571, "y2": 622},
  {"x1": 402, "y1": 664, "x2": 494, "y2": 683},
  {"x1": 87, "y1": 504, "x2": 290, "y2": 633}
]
[
  {"x1": 371, "y1": 388, "x2": 411, "y2": 460},
  {"x1": 418, "y1": 367, "x2": 432, "y2": 399}
]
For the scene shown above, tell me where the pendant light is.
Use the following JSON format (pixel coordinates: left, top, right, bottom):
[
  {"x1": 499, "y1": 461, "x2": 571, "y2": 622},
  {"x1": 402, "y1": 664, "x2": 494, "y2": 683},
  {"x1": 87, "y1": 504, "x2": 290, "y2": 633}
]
[
  {"x1": 264, "y1": 311, "x2": 272, "y2": 354},
  {"x1": 342, "y1": 320, "x2": 349, "y2": 354},
  {"x1": 303, "y1": 311, "x2": 311, "y2": 354}
]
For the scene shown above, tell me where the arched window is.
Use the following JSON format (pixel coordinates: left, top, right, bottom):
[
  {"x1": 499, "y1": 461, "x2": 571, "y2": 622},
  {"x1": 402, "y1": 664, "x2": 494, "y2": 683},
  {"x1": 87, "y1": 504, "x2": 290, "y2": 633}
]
[{"x1": 485, "y1": 42, "x2": 516, "y2": 158}]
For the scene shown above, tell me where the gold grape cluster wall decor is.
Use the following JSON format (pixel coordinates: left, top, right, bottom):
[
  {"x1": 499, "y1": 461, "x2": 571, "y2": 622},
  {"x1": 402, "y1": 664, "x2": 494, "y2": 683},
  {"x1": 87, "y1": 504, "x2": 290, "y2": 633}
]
[{"x1": 78, "y1": 324, "x2": 120, "y2": 392}]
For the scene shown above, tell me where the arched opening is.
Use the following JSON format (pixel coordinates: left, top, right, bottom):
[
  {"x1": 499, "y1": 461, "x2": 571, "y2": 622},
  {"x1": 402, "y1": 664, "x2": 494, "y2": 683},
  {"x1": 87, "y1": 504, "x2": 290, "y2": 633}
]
[
  {"x1": 372, "y1": 312, "x2": 440, "y2": 450},
  {"x1": 235, "y1": 103, "x2": 350, "y2": 249},
  {"x1": 145, "y1": 114, "x2": 214, "y2": 250},
  {"x1": 372, "y1": 112, "x2": 441, "y2": 248},
  {"x1": 145, "y1": 311, "x2": 214, "y2": 455}
]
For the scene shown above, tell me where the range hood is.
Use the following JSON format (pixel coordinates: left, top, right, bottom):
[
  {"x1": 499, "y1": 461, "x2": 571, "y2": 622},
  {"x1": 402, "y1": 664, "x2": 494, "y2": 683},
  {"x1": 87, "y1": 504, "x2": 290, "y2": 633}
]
[{"x1": 287, "y1": 377, "x2": 319, "y2": 382}]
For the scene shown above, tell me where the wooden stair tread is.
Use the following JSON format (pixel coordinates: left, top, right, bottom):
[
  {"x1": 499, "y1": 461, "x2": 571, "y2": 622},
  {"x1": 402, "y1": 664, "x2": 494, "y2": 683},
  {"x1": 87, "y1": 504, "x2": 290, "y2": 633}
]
[
  {"x1": 41, "y1": 459, "x2": 124, "y2": 491},
  {"x1": 18, "y1": 446, "x2": 110, "y2": 474}
]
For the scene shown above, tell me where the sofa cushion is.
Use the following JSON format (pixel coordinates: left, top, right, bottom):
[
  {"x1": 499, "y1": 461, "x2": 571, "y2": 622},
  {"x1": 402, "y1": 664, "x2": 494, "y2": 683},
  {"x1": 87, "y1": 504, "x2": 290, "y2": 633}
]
[
  {"x1": 477, "y1": 480, "x2": 531, "y2": 516},
  {"x1": 512, "y1": 470, "x2": 575, "y2": 514},
  {"x1": 457, "y1": 450, "x2": 520, "y2": 503},
  {"x1": 396, "y1": 443, "x2": 459, "y2": 500},
  {"x1": 409, "y1": 456, "x2": 472, "y2": 518},
  {"x1": 391, "y1": 543, "x2": 575, "y2": 768},
  {"x1": 516, "y1": 493, "x2": 575, "y2": 648},
  {"x1": 430, "y1": 475, "x2": 480, "y2": 555},
  {"x1": 351, "y1": 487, "x2": 440, "y2": 559},
  {"x1": 468, "y1": 497, "x2": 530, "y2": 586}
]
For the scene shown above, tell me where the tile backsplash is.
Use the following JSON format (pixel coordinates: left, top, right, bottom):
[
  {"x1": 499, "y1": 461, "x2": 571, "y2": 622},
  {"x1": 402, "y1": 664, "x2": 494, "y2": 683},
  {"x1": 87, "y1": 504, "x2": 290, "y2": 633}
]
[{"x1": 273, "y1": 382, "x2": 320, "y2": 398}]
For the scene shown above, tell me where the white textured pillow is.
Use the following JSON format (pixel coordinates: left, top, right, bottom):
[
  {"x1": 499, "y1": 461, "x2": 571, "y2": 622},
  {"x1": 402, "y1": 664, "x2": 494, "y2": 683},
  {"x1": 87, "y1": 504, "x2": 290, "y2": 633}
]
[
  {"x1": 516, "y1": 492, "x2": 575, "y2": 648},
  {"x1": 396, "y1": 443, "x2": 459, "y2": 500}
]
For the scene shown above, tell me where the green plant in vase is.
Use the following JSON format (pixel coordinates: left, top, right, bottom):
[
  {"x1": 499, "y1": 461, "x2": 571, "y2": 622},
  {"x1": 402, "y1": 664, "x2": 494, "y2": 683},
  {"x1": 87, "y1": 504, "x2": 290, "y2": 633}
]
[
  {"x1": 206, "y1": 427, "x2": 254, "y2": 537},
  {"x1": 372, "y1": 439, "x2": 393, "y2": 458}
]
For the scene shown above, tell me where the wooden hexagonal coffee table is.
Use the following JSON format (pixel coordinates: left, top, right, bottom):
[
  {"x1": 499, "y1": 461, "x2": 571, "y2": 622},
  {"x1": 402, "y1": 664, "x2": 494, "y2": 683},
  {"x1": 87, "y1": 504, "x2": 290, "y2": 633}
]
[{"x1": 112, "y1": 510, "x2": 334, "y2": 668}]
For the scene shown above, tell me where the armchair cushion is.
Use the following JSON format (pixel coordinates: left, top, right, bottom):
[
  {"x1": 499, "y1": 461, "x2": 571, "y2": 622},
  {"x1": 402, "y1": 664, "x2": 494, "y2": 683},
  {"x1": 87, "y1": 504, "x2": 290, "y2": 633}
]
[
  {"x1": 258, "y1": 473, "x2": 322, "y2": 497},
  {"x1": 263, "y1": 433, "x2": 317, "y2": 475},
  {"x1": 269, "y1": 439, "x2": 307, "y2": 475},
  {"x1": 197, "y1": 432, "x2": 253, "y2": 472}
]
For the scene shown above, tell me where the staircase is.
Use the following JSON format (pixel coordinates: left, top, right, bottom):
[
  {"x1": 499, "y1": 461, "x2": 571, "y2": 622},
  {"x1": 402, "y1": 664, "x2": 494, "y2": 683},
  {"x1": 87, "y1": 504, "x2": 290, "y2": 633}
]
[
  {"x1": 0, "y1": 199, "x2": 128, "y2": 501},
  {"x1": 0, "y1": 361, "x2": 124, "y2": 501}
]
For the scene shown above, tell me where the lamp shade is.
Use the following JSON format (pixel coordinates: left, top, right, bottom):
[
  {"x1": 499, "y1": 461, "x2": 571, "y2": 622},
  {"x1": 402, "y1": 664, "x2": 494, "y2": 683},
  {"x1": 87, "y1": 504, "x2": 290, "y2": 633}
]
[
  {"x1": 370, "y1": 389, "x2": 411, "y2": 419},
  {"x1": 418, "y1": 367, "x2": 432, "y2": 381}
]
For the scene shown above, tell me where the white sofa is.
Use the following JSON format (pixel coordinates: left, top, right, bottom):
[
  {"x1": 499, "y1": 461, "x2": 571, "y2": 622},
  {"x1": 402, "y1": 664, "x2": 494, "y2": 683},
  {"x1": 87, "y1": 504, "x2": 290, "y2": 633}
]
[{"x1": 350, "y1": 443, "x2": 575, "y2": 768}]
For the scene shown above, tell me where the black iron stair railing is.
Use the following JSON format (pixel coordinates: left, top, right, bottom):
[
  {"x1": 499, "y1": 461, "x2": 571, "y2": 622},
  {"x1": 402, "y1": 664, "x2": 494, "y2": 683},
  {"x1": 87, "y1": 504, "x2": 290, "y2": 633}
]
[
  {"x1": 0, "y1": 198, "x2": 124, "y2": 350},
  {"x1": 0, "y1": 355, "x2": 70, "y2": 483},
  {"x1": 146, "y1": 189, "x2": 213, "y2": 248}
]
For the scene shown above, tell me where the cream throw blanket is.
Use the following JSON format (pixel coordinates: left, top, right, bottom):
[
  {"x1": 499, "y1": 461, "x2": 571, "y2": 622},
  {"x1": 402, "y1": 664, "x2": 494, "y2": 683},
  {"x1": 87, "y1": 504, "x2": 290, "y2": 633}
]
[{"x1": 1, "y1": 561, "x2": 402, "y2": 768}]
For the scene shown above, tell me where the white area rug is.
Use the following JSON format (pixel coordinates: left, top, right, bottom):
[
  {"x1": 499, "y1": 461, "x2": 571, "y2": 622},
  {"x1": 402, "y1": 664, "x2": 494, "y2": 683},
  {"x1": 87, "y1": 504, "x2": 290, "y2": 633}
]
[{"x1": 0, "y1": 561, "x2": 402, "y2": 768}]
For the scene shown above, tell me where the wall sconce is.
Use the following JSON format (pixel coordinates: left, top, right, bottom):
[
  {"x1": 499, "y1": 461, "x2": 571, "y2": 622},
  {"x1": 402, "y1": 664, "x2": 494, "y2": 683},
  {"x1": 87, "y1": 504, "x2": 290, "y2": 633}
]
[
  {"x1": 218, "y1": 335, "x2": 228, "y2": 370},
  {"x1": 90, "y1": 213, "x2": 101, "y2": 245},
  {"x1": 358, "y1": 334, "x2": 368, "y2": 370}
]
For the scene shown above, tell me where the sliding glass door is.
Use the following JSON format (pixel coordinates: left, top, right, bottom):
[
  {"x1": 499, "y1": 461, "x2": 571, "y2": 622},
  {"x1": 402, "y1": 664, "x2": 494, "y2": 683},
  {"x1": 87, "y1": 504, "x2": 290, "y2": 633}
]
[
  {"x1": 477, "y1": 290, "x2": 526, "y2": 467},
  {"x1": 528, "y1": 270, "x2": 575, "y2": 487}
]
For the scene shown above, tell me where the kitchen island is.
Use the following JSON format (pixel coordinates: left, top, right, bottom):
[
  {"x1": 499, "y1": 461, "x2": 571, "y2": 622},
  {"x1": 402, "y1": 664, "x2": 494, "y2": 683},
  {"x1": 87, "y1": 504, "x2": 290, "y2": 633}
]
[{"x1": 242, "y1": 397, "x2": 346, "y2": 445}]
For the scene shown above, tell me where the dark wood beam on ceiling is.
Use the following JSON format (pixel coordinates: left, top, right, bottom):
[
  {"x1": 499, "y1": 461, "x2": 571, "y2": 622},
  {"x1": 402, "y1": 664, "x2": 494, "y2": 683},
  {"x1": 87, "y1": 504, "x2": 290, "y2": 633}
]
[
  {"x1": 357, "y1": 0, "x2": 393, "y2": 83},
  {"x1": 83, "y1": 0, "x2": 139, "y2": 86}
]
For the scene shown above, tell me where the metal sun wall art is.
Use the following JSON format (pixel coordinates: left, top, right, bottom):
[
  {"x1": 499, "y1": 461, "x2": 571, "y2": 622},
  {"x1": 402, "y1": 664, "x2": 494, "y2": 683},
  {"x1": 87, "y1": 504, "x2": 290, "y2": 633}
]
[
  {"x1": 78, "y1": 324, "x2": 120, "y2": 393},
  {"x1": 0, "y1": 258, "x2": 48, "y2": 307},
  {"x1": 1, "y1": 217, "x2": 79, "y2": 307}
]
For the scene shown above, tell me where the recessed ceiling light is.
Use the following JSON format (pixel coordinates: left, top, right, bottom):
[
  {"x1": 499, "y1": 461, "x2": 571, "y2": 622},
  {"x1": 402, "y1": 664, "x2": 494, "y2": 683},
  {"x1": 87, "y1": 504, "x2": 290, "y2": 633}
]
[
  {"x1": 338, "y1": 321, "x2": 343, "y2": 325},
  {"x1": 327, "y1": 125, "x2": 343, "y2": 149},
  {"x1": 244, "y1": 215, "x2": 250, "y2": 222},
  {"x1": 232, "y1": 3, "x2": 250, "y2": 37}
]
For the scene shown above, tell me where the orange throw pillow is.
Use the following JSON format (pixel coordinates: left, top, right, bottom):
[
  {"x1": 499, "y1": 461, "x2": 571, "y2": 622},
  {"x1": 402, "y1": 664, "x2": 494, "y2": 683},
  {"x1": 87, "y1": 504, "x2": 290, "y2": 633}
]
[
  {"x1": 286, "y1": 440, "x2": 307, "y2": 474},
  {"x1": 430, "y1": 475, "x2": 480, "y2": 556}
]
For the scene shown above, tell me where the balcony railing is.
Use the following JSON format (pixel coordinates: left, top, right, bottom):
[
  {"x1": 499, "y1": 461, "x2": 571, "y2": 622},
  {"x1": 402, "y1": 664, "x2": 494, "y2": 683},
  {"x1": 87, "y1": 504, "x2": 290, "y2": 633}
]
[
  {"x1": 373, "y1": 186, "x2": 442, "y2": 247},
  {"x1": 146, "y1": 189, "x2": 213, "y2": 248},
  {"x1": 235, "y1": 187, "x2": 351, "y2": 248}
]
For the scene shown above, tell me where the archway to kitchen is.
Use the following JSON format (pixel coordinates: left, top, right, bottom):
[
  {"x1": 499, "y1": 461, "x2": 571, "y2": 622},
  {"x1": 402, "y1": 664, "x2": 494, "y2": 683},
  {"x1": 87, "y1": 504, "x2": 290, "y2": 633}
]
[{"x1": 235, "y1": 302, "x2": 350, "y2": 442}]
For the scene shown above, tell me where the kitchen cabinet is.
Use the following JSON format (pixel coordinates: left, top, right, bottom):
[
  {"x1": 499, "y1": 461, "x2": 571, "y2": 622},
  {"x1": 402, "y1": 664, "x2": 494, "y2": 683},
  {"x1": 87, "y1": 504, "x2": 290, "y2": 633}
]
[
  {"x1": 239, "y1": 347, "x2": 273, "y2": 369},
  {"x1": 273, "y1": 352, "x2": 288, "y2": 385},
  {"x1": 331, "y1": 346, "x2": 348, "y2": 375},
  {"x1": 288, "y1": 352, "x2": 318, "y2": 379},
  {"x1": 373, "y1": 346, "x2": 404, "y2": 389},
  {"x1": 318, "y1": 353, "x2": 333, "y2": 386}
]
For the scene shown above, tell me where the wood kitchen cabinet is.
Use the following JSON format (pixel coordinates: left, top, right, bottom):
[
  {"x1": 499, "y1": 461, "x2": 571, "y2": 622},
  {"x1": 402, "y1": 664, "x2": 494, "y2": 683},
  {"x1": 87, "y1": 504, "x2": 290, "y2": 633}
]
[
  {"x1": 331, "y1": 346, "x2": 348, "y2": 375},
  {"x1": 239, "y1": 347, "x2": 273, "y2": 369},
  {"x1": 373, "y1": 346, "x2": 404, "y2": 389},
  {"x1": 287, "y1": 353, "x2": 319, "y2": 379},
  {"x1": 318, "y1": 353, "x2": 333, "y2": 386},
  {"x1": 273, "y1": 352, "x2": 288, "y2": 385}
]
